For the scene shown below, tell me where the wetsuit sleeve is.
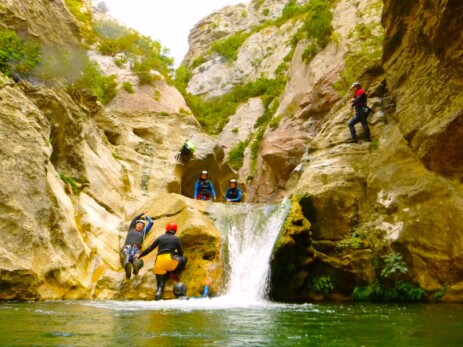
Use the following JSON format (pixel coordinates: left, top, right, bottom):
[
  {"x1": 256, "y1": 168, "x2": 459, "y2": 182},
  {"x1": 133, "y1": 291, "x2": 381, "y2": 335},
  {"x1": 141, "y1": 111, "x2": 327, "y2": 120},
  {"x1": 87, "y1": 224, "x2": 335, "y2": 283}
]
[
  {"x1": 210, "y1": 182, "x2": 216, "y2": 199},
  {"x1": 201, "y1": 285, "x2": 209, "y2": 298},
  {"x1": 231, "y1": 189, "x2": 242, "y2": 202},
  {"x1": 139, "y1": 237, "x2": 159, "y2": 258},
  {"x1": 144, "y1": 215, "x2": 153, "y2": 235},
  {"x1": 194, "y1": 181, "x2": 199, "y2": 199},
  {"x1": 128, "y1": 212, "x2": 144, "y2": 231}
]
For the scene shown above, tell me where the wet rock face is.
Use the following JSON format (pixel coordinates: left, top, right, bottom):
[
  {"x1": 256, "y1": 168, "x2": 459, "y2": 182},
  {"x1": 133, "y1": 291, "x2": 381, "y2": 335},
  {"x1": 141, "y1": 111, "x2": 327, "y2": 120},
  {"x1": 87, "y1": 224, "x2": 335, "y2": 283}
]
[{"x1": 382, "y1": 0, "x2": 463, "y2": 178}]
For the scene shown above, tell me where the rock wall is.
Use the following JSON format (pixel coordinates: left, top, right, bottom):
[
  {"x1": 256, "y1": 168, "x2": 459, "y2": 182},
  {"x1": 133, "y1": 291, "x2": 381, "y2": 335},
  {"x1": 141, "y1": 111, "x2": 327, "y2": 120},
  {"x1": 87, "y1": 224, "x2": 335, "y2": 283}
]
[
  {"x1": 2, "y1": 0, "x2": 463, "y2": 302},
  {"x1": 0, "y1": 1, "x2": 233, "y2": 300},
  {"x1": 185, "y1": 0, "x2": 463, "y2": 301}
]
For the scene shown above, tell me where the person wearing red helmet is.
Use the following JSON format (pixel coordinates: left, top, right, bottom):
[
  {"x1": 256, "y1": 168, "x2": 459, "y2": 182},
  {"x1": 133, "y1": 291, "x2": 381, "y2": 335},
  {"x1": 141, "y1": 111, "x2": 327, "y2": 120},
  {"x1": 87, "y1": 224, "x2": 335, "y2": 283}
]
[
  {"x1": 135, "y1": 222, "x2": 187, "y2": 301},
  {"x1": 347, "y1": 81, "x2": 371, "y2": 143}
]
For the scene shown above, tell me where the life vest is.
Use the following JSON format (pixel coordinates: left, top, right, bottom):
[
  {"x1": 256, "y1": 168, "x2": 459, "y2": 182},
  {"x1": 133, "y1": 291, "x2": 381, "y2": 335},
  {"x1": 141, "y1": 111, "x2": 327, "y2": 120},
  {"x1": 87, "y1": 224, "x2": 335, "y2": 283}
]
[
  {"x1": 227, "y1": 188, "x2": 240, "y2": 199},
  {"x1": 198, "y1": 179, "x2": 212, "y2": 195},
  {"x1": 124, "y1": 229, "x2": 145, "y2": 246},
  {"x1": 353, "y1": 89, "x2": 367, "y2": 108}
]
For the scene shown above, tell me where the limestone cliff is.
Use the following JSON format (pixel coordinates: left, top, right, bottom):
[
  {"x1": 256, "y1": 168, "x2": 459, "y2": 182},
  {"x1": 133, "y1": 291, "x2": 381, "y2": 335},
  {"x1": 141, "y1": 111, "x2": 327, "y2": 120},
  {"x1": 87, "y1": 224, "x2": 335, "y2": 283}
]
[
  {"x1": 0, "y1": 0, "x2": 232, "y2": 300},
  {"x1": 184, "y1": 0, "x2": 463, "y2": 302}
]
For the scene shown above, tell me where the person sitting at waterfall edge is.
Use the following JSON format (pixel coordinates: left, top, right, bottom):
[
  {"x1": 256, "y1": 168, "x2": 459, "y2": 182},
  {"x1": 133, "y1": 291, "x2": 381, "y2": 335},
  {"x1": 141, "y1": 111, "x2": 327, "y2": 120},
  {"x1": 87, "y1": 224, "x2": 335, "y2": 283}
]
[
  {"x1": 135, "y1": 222, "x2": 187, "y2": 301},
  {"x1": 225, "y1": 179, "x2": 242, "y2": 203},
  {"x1": 194, "y1": 170, "x2": 216, "y2": 201},
  {"x1": 121, "y1": 211, "x2": 153, "y2": 280},
  {"x1": 347, "y1": 81, "x2": 371, "y2": 143}
]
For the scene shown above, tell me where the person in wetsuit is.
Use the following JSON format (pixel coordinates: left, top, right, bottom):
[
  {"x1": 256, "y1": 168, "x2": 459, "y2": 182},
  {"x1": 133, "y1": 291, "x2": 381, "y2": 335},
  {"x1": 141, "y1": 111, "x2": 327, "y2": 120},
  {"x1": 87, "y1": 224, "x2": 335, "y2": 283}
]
[
  {"x1": 121, "y1": 211, "x2": 153, "y2": 279},
  {"x1": 347, "y1": 81, "x2": 371, "y2": 143},
  {"x1": 194, "y1": 170, "x2": 216, "y2": 201},
  {"x1": 135, "y1": 222, "x2": 187, "y2": 301},
  {"x1": 225, "y1": 179, "x2": 242, "y2": 203}
]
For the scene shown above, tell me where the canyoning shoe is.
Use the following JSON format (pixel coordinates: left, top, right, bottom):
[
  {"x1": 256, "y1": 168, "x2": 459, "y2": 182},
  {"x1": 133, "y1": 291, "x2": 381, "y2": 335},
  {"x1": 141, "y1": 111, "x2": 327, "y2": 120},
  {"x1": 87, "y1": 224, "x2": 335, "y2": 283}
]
[
  {"x1": 133, "y1": 259, "x2": 144, "y2": 275},
  {"x1": 125, "y1": 263, "x2": 132, "y2": 279},
  {"x1": 346, "y1": 139, "x2": 358, "y2": 144}
]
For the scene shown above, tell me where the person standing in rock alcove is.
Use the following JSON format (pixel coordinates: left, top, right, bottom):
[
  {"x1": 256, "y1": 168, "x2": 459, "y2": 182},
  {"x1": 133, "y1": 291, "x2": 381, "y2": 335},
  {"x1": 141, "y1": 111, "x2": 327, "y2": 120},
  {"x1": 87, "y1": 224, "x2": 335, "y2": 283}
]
[
  {"x1": 347, "y1": 82, "x2": 371, "y2": 143},
  {"x1": 194, "y1": 170, "x2": 216, "y2": 201},
  {"x1": 121, "y1": 211, "x2": 153, "y2": 279},
  {"x1": 225, "y1": 179, "x2": 242, "y2": 202}
]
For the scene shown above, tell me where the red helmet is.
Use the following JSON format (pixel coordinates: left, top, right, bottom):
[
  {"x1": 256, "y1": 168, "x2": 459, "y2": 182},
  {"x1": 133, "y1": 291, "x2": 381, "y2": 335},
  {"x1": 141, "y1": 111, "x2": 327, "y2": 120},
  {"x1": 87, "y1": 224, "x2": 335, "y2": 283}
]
[{"x1": 166, "y1": 222, "x2": 178, "y2": 233}]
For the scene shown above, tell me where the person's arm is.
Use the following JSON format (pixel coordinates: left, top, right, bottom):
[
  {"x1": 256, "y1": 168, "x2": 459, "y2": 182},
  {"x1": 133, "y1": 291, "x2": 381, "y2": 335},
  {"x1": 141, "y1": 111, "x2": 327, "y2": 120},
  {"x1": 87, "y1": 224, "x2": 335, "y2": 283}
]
[
  {"x1": 144, "y1": 215, "x2": 153, "y2": 236},
  {"x1": 128, "y1": 212, "x2": 144, "y2": 230},
  {"x1": 225, "y1": 188, "x2": 230, "y2": 202},
  {"x1": 209, "y1": 181, "x2": 216, "y2": 199},
  {"x1": 201, "y1": 285, "x2": 209, "y2": 298},
  {"x1": 194, "y1": 181, "x2": 199, "y2": 199},
  {"x1": 176, "y1": 238, "x2": 184, "y2": 256},
  {"x1": 231, "y1": 189, "x2": 242, "y2": 202},
  {"x1": 138, "y1": 237, "x2": 159, "y2": 258}
]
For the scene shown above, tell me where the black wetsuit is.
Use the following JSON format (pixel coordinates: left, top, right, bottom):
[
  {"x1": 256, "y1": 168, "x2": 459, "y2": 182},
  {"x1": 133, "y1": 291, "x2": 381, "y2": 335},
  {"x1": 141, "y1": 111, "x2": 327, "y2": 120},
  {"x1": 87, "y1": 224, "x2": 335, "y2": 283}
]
[
  {"x1": 348, "y1": 88, "x2": 370, "y2": 142},
  {"x1": 121, "y1": 213, "x2": 152, "y2": 267},
  {"x1": 140, "y1": 231, "x2": 184, "y2": 257}
]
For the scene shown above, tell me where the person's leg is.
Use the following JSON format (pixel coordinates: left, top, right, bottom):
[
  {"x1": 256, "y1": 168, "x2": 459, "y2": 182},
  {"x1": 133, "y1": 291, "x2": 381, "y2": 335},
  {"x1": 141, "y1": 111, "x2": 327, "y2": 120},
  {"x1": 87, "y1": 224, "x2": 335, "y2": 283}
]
[
  {"x1": 121, "y1": 246, "x2": 132, "y2": 279},
  {"x1": 360, "y1": 116, "x2": 371, "y2": 141},
  {"x1": 155, "y1": 274, "x2": 166, "y2": 301},
  {"x1": 132, "y1": 249, "x2": 143, "y2": 275},
  {"x1": 348, "y1": 116, "x2": 360, "y2": 142}
]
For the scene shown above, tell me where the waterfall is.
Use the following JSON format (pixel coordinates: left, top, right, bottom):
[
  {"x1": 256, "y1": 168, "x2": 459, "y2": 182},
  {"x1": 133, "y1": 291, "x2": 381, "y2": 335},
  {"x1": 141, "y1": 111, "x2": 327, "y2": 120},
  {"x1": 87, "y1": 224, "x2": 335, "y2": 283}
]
[{"x1": 209, "y1": 199, "x2": 291, "y2": 303}]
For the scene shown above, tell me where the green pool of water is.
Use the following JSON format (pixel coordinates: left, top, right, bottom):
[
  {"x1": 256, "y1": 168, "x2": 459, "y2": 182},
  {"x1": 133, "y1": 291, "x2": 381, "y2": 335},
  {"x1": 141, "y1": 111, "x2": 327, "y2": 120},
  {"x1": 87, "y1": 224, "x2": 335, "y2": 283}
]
[{"x1": 1, "y1": 299, "x2": 462, "y2": 346}]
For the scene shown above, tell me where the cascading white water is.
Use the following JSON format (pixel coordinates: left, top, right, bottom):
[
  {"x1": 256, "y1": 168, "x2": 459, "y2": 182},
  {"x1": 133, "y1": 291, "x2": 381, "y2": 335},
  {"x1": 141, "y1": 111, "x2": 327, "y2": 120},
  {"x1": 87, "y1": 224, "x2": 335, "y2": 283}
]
[{"x1": 209, "y1": 199, "x2": 291, "y2": 303}]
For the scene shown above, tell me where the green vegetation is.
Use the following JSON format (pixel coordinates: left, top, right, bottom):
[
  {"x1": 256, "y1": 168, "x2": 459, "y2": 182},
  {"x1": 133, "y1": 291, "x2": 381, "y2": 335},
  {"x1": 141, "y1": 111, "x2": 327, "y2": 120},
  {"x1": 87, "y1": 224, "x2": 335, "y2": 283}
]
[
  {"x1": 381, "y1": 252, "x2": 408, "y2": 278},
  {"x1": 252, "y1": 0, "x2": 265, "y2": 10},
  {"x1": 311, "y1": 276, "x2": 334, "y2": 295},
  {"x1": 210, "y1": 31, "x2": 252, "y2": 61},
  {"x1": 59, "y1": 172, "x2": 80, "y2": 195},
  {"x1": 353, "y1": 279, "x2": 427, "y2": 302},
  {"x1": 0, "y1": 30, "x2": 41, "y2": 78},
  {"x1": 333, "y1": 19, "x2": 384, "y2": 95},
  {"x1": 64, "y1": 0, "x2": 96, "y2": 44},
  {"x1": 434, "y1": 287, "x2": 447, "y2": 302},
  {"x1": 122, "y1": 81, "x2": 135, "y2": 93},
  {"x1": 289, "y1": 0, "x2": 334, "y2": 62},
  {"x1": 94, "y1": 20, "x2": 173, "y2": 83},
  {"x1": 174, "y1": 65, "x2": 192, "y2": 94},
  {"x1": 184, "y1": 76, "x2": 285, "y2": 134},
  {"x1": 228, "y1": 140, "x2": 247, "y2": 170},
  {"x1": 112, "y1": 151, "x2": 121, "y2": 160},
  {"x1": 68, "y1": 59, "x2": 118, "y2": 105},
  {"x1": 339, "y1": 213, "x2": 427, "y2": 302},
  {"x1": 269, "y1": 114, "x2": 284, "y2": 129},
  {"x1": 191, "y1": 55, "x2": 207, "y2": 69}
]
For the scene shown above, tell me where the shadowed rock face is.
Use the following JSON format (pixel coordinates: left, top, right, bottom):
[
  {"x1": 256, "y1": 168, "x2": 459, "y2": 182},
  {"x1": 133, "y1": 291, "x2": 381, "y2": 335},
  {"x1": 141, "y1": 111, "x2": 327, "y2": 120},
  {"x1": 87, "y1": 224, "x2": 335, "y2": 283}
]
[{"x1": 382, "y1": 0, "x2": 463, "y2": 178}]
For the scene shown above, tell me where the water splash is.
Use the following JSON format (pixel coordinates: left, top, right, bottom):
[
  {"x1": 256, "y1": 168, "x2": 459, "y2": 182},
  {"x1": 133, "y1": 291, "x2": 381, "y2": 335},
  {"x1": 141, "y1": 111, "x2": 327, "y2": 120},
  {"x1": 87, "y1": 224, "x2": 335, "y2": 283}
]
[{"x1": 208, "y1": 199, "x2": 291, "y2": 303}]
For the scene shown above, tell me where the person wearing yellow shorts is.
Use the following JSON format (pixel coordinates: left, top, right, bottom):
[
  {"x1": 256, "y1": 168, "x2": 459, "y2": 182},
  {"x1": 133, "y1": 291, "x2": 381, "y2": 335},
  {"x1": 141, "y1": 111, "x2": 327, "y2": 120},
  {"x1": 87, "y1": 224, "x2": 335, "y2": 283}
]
[{"x1": 136, "y1": 222, "x2": 187, "y2": 300}]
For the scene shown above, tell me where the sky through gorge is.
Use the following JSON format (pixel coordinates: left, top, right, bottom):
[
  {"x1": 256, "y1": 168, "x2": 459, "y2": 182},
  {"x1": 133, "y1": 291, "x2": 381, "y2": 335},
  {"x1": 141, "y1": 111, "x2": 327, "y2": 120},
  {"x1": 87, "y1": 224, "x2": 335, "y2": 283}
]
[{"x1": 103, "y1": 0, "x2": 247, "y2": 67}]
